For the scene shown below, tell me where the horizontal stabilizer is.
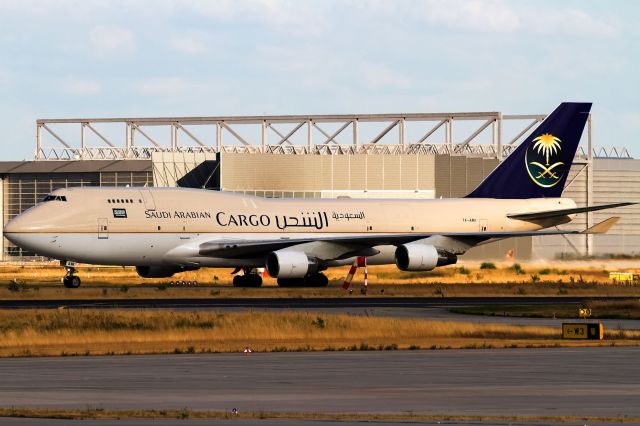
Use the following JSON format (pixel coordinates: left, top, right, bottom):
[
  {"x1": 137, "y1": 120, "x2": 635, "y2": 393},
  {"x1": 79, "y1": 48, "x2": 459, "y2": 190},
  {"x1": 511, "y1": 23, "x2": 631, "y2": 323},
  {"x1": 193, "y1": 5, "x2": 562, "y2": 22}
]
[
  {"x1": 581, "y1": 217, "x2": 620, "y2": 234},
  {"x1": 507, "y1": 202, "x2": 635, "y2": 221}
]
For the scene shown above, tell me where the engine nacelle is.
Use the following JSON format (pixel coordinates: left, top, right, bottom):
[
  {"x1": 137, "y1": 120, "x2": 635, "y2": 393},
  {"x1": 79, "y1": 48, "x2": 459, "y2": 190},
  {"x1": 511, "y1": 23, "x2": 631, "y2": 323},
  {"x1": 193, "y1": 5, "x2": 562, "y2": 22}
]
[
  {"x1": 395, "y1": 244, "x2": 457, "y2": 271},
  {"x1": 135, "y1": 265, "x2": 199, "y2": 278},
  {"x1": 265, "y1": 250, "x2": 314, "y2": 279}
]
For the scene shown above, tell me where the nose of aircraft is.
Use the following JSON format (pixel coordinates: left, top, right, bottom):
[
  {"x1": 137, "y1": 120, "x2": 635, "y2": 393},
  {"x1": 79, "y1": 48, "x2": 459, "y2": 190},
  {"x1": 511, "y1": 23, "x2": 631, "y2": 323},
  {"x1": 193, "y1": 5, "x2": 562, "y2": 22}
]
[
  {"x1": 4, "y1": 213, "x2": 28, "y2": 235},
  {"x1": 3, "y1": 206, "x2": 49, "y2": 245},
  {"x1": 3, "y1": 206, "x2": 56, "y2": 256}
]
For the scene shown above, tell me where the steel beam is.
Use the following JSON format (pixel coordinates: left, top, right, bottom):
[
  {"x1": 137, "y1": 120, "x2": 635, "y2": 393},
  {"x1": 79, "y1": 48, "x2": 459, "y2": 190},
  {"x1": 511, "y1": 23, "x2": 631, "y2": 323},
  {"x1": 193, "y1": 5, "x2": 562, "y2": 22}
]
[{"x1": 33, "y1": 110, "x2": 623, "y2": 161}]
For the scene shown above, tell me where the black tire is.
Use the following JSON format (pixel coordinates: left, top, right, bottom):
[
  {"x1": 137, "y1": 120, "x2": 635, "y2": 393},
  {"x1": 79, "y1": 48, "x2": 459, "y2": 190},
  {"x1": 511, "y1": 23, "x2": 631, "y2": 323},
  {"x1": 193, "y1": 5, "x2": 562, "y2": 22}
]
[
  {"x1": 304, "y1": 273, "x2": 329, "y2": 287},
  {"x1": 63, "y1": 276, "x2": 81, "y2": 289},
  {"x1": 277, "y1": 278, "x2": 306, "y2": 287},
  {"x1": 233, "y1": 275, "x2": 263, "y2": 287},
  {"x1": 314, "y1": 273, "x2": 329, "y2": 287},
  {"x1": 232, "y1": 275, "x2": 243, "y2": 287},
  {"x1": 248, "y1": 274, "x2": 263, "y2": 287}
]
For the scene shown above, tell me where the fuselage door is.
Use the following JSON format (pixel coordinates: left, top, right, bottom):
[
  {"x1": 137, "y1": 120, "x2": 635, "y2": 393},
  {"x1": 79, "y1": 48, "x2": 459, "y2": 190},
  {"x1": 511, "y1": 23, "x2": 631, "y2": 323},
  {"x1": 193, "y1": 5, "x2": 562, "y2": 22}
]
[
  {"x1": 479, "y1": 219, "x2": 488, "y2": 232},
  {"x1": 139, "y1": 190, "x2": 156, "y2": 211},
  {"x1": 98, "y1": 218, "x2": 109, "y2": 239}
]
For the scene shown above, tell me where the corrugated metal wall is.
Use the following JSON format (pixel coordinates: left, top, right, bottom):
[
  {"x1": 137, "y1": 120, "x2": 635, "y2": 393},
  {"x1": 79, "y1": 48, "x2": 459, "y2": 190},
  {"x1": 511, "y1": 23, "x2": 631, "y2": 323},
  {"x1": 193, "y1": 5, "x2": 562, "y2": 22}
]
[
  {"x1": 220, "y1": 153, "x2": 435, "y2": 194},
  {"x1": 533, "y1": 159, "x2": 640, "y2": 257}
]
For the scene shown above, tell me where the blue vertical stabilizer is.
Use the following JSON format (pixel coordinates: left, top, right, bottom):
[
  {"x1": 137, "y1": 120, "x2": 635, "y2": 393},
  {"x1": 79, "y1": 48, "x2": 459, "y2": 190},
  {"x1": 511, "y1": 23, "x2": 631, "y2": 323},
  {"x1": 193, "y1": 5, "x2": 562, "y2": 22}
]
[{"x1": 466, "y1": 102, "x2": 591, "y2": 199}]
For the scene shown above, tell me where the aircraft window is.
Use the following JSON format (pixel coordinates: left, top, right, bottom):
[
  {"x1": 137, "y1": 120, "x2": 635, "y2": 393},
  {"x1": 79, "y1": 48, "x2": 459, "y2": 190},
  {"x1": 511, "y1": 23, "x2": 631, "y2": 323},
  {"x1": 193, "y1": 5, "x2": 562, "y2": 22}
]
[
  {"x1": 107, "y1": 199, "x2": 111, "y2": 203},
  {"x1": 139, "y1": 199, "x2": 142, "y2": 203},
  {"x1": 42, "y1": 195, "x2": 67, "y2": 202},
  {"x1": 125, "y1": 199, "x2": 129, "y2": 203}
]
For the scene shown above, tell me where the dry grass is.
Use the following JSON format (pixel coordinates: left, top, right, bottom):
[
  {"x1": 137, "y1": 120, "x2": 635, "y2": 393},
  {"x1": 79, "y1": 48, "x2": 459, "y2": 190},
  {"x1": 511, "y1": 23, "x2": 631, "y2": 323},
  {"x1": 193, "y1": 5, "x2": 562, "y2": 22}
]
[
  {"x1": 0, "y1": 262, "x2": 640, "y2": 299},
  {"x1": 2, "y1": 261, "x2": 640, "y2": 299},
  {"x1": 1, "y1": 407, "x2": 639, "y2": 423},
  {"x1": 0, "y1": 309, "x2": 638, "y2": 357}
]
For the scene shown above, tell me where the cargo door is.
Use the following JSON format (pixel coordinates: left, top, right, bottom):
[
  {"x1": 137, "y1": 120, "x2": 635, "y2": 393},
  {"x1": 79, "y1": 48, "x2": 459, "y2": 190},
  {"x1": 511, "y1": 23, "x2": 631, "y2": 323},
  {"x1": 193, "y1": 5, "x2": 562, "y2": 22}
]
[
  {"x1": 139, "y1": 189, "x2": 156, "y2": 211},
  {"x1": 98, "y1": 218, "x2": 109, "y2": 239}
]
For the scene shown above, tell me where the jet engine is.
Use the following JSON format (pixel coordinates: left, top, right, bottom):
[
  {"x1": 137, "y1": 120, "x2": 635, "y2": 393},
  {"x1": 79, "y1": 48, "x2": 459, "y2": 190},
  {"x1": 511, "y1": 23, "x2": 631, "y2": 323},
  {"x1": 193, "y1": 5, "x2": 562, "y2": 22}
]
[
  {"x1": 135, "y1": 265, "x2": 199, "y2": 278},
  {"x1": 395, "y1": 244, "x2": 457, "y2": 271},
  {"x1": 265, "y1": 250, "x2": 316, "y2": 279}
]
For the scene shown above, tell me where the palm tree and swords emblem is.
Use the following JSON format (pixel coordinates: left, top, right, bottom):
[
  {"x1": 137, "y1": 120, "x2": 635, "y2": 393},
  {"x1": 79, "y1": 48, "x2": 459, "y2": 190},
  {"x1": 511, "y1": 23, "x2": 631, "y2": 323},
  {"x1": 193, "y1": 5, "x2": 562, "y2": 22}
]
[{"x1": 525, "y1": 133, "x2": 565, "y2": 188}]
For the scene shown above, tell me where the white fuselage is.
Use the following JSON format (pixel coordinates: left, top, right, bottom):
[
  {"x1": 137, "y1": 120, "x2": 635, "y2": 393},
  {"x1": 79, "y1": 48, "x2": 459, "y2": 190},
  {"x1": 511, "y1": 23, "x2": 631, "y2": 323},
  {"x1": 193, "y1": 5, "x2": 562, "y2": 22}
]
[{"x1": 4, "y1": 187, "x2": 576, "y2": 268}]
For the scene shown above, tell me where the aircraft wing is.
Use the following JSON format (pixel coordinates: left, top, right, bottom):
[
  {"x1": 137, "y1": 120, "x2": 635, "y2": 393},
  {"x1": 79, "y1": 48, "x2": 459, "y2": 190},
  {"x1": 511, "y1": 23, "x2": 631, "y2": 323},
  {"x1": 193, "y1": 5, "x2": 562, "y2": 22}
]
[
  {"x1": 198, "y1": 217, "x2": 620, "y2": 259},
  {"x1": 507, "y1": 202, "x2": 635, "y2": 221}
]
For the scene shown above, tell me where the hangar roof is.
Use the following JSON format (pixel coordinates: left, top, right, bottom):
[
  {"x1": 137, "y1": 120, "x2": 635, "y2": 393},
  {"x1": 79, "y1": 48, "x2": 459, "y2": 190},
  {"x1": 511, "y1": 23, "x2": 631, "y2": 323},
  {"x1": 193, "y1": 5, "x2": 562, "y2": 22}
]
[{"x1": 0, "y1": 160, "x2": 151, "y2": 174}]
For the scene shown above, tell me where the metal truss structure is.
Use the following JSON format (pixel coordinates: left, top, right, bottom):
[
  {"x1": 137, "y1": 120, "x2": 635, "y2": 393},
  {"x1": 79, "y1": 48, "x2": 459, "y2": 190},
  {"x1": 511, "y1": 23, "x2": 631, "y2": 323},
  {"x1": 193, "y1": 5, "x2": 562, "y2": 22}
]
[
  {"x1": 35, "y1": 111, "x2": 630, "y2": 161},
  {"x1": 32, "y1": 110, "x2": 637, "y2": 256}
]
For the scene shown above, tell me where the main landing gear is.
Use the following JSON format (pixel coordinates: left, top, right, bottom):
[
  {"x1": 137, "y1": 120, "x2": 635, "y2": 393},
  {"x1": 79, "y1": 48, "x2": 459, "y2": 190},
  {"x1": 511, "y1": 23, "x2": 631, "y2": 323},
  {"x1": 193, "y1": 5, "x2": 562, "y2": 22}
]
[
  {"x1": 277, "y1": 273, "x2": 329, "y2": 288},
  {"x1": 232, "y1": 268, "x2": 263, "y2": 287},
  {"x1": 61, "y1": 261, "x2": 81, "y2": 289}
]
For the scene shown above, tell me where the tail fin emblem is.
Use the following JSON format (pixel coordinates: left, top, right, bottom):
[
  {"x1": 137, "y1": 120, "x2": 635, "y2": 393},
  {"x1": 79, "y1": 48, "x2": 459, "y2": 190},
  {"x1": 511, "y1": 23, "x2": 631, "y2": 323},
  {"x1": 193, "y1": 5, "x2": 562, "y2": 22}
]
[{"x1": 525, "y1": 133, "x2": 564, "y2": 188}]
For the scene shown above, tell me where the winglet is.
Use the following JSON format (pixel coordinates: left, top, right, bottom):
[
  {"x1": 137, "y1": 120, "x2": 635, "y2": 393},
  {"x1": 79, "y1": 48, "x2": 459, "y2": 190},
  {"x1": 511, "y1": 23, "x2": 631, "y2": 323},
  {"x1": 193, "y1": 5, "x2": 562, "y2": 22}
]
[{"x1": 581, "y1": 217, "x2": 620, "y2": 234}]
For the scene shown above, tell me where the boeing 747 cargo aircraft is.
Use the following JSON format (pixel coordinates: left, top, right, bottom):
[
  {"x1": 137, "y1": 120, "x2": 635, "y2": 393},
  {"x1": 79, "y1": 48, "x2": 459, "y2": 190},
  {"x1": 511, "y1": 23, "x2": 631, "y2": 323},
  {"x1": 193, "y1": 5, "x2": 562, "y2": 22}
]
[{"x1": 4, "y1": 103, "x2": 634, "y2": 288}]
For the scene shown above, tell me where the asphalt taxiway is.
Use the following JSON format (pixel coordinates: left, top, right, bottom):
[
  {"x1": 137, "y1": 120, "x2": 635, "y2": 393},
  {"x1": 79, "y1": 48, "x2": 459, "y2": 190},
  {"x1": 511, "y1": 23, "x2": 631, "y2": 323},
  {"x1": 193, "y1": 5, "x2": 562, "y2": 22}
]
[
  {"x1": 1, "y1": 296, "x2": 636, "y2": 310},
  {"x1": 1, "y1": 347, "x2": 638, "y2": 418}
]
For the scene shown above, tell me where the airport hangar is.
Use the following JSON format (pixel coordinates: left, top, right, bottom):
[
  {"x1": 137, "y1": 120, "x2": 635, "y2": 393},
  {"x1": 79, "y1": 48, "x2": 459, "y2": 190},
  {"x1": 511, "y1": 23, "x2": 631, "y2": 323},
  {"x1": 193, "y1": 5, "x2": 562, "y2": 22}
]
[{"x1": 0, "y1": 110, "x2": 638, "y2": 261}]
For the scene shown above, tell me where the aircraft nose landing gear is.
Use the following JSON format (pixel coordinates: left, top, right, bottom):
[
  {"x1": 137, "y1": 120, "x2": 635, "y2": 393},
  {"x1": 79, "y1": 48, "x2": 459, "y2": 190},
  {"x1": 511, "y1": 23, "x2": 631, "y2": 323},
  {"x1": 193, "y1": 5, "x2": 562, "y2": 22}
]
[{"x1": 61, "y1": 261, "x2": 81, "y2": 288}]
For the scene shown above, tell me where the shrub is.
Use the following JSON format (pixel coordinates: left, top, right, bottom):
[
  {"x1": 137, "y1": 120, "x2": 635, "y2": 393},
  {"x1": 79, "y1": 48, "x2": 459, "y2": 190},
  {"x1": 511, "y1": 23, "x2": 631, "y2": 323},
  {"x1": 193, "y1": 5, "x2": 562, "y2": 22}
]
[
  {"x1": 511, "y1": 263, "x2": 525, "y2": 275},
  {"x1": 119, "y1": 285, "x2": 129, "y2": 293},
  {"x1": 480, "y1": 262, "x2": 496, "y2": 270},
  {"x1": 459, "y1": 266, "x2": 470, "y2": 275},
  {"x1": 530, "y1": 274, "x2": 540, "y2": 283},
  {"x1": 8, "y1": 279, "x2": 26, "y2": 292},
  {"x1": 311, "y1": 317, "x2": 326, "y2": 329}
]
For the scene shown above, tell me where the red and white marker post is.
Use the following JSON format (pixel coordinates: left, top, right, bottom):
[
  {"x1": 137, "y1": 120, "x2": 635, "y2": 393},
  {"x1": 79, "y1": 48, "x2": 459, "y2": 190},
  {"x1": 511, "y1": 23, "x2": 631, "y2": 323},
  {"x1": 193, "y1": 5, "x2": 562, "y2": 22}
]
[{"x1": 342, "y1": 256, "x2": 368, "y2": 294}]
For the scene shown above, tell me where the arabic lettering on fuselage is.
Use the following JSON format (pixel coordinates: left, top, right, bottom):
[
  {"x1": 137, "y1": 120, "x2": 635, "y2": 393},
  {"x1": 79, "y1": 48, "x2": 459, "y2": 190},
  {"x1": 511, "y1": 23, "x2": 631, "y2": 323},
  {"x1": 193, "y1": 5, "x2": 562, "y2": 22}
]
[
  {"x1": 331, "y1": 211, "x2": 365, "y2": 221},
  {"x1": 216, "y1": 211, "x2": 329, "y2": 230}
]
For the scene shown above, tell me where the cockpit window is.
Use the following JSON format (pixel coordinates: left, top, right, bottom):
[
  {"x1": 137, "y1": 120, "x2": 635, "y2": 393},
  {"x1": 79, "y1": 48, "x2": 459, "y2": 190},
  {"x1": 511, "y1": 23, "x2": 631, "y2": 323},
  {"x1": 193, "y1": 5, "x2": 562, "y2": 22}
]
[{"x1": 42, "y1": 195, "x2": 67, "y2": 202}]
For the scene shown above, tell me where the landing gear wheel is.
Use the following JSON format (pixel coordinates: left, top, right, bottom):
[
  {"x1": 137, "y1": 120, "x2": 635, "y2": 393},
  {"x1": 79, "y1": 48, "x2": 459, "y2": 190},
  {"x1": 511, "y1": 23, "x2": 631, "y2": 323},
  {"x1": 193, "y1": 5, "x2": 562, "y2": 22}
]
[
  {"x1": 306, "y1": 273, "x2": 329, "y2": 287},
  {"x1": 277, "y1": 273, "x2": 329, "y2": 287},
  {"x1": 63, "y1": 275, "x2": 81, "y2": 288},
  {"x1": 276, "y1": 278, "x2": 306, "y2": 287},
  {"x1": 232, "y1": 273, "x2": 263, "y2": 287},
  {"x1": 61, "y1": 263, "x2": 81, "y2": 288}
]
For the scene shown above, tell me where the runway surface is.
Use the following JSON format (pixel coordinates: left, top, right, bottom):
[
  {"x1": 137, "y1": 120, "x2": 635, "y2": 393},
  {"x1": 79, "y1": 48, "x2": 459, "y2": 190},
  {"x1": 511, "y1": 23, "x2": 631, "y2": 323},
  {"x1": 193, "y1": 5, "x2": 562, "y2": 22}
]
[
  {"x1": 4, "y1": 420, "x2": 625, "y2": 426},
  {"x1": 1, "y1": 296, "x2": 636, "y2": 309},
  {"x1": 1, "y1": 420, "x2": 634, "y2": 426},
  {"x1": 1, "y1": 347, "x2": 638, "y2": 418}
]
